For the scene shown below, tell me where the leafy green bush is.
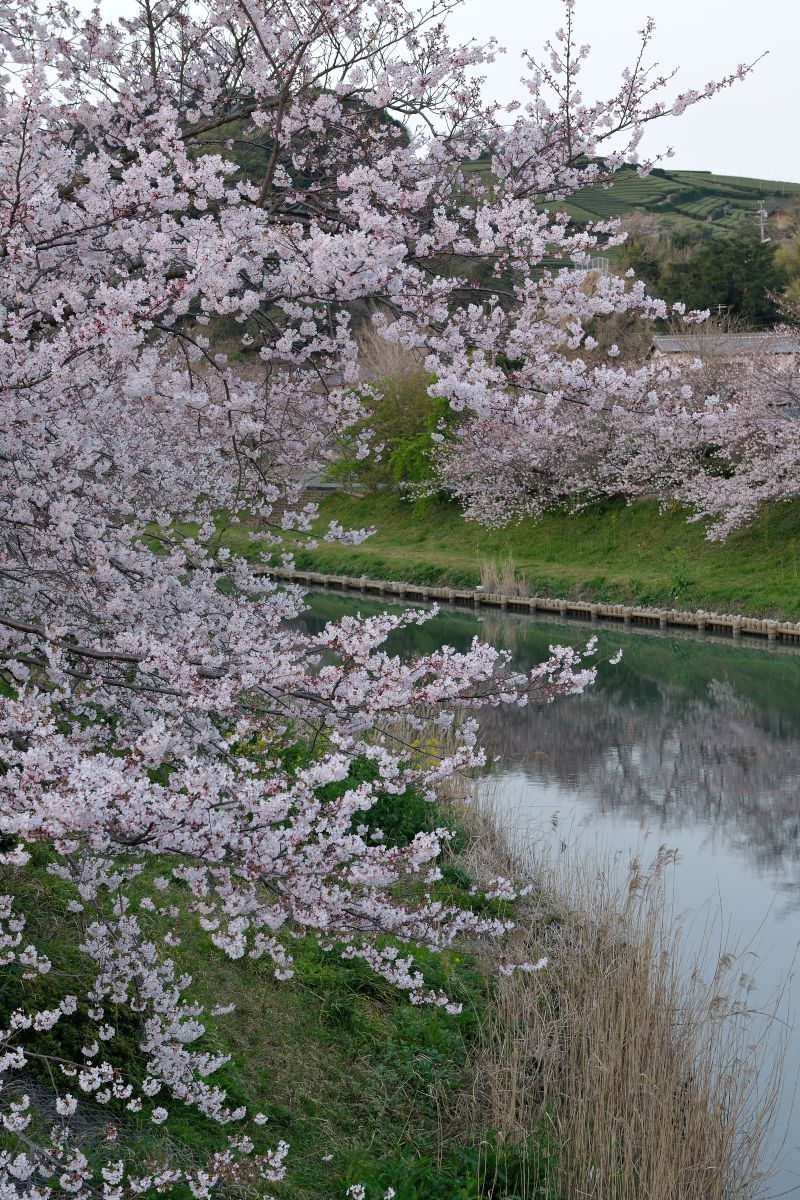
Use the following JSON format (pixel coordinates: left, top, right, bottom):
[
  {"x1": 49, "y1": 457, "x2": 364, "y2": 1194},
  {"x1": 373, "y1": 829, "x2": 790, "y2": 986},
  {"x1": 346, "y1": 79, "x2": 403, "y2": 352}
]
[
  {"x1": 327, "y1": 373, "x2": 454, "y2": 496},
  {"x1": 659, "y1": 232, "x2": 787, "y2": 325}
]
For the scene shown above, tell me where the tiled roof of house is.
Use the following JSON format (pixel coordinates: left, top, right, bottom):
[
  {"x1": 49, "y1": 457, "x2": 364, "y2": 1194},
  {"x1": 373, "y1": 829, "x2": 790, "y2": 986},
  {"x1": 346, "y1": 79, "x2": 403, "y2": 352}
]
[{"x1": 652, "y1": 333, "x2": 800, "y2": 355}]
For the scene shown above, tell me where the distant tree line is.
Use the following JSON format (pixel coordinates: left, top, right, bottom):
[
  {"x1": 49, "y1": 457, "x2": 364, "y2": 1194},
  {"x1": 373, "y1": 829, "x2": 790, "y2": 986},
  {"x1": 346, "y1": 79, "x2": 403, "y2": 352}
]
[{"x1": 617, "y1": 218, "x2": 793, "y2": 327}]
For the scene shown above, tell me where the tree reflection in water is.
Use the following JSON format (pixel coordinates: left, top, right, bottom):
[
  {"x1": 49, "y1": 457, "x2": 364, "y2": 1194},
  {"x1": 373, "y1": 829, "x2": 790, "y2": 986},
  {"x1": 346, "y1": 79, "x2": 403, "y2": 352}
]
[
  {"x1": 477, "y1": 679, "x2": 800, "y2": 888},
  {"x1": 302, "y1": 593, "x2": 800, "y2": 899}
]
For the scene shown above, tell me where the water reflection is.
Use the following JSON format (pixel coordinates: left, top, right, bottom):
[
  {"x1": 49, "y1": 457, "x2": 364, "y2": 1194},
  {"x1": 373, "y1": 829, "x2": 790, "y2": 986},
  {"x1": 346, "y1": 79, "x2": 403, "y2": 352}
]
[
  {"x1": 304, "y1": 592, "x2": 800, "y2": 898},
  {"x1": 303, "y1": 591, "x2": 800, "y2": 1192},
  {"x1": 478, "y1": 681, "x2": 800, "y2": 899}
]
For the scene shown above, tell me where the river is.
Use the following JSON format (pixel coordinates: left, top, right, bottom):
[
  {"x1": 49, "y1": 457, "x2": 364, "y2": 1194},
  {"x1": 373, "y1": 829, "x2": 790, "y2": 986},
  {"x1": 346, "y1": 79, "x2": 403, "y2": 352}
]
[{"x1": 303, "y1": 590, "x2": 800, "y2": 1197}]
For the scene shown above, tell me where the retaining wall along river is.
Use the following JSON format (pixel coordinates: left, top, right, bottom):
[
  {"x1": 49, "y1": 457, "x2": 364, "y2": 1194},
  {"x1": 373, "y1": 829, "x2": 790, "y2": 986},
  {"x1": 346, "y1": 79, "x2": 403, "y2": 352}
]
[{"x1": 267, "y1": 566, "x2": 800, "y2": 643}]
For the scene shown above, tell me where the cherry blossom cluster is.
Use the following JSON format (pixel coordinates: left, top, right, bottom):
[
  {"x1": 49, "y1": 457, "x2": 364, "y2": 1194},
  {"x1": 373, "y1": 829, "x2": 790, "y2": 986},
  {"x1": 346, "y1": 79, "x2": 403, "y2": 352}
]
[
  {"x1": 0, "y1": 0, "x2": 751, "y2": 1193},
  {"x1": 656, "y1": 347, "x2": 800, "y2": 538},
  {"x1": 433, "y1": 315, "x2": 800, "y2": 537}
]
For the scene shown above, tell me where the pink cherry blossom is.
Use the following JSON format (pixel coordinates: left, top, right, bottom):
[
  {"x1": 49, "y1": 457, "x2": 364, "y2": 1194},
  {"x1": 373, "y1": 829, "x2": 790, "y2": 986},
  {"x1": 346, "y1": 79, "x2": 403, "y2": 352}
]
[{"x1": 0, "y1": 0, "x2": 753, "y2": 1193}]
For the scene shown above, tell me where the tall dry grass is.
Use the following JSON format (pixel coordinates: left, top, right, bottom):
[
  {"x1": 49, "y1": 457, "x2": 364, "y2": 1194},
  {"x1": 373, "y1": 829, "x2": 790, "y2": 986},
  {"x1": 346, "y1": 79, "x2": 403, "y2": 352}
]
[
  {"x1": 478, "y1": 553, "x2": 530, "y2": 597},
  {"x1": 356, "y1": 323, "x2": 426, "y2": 380},
  {"x1": 445, "y1": 788, "x2": 784, "y2": 1200}
]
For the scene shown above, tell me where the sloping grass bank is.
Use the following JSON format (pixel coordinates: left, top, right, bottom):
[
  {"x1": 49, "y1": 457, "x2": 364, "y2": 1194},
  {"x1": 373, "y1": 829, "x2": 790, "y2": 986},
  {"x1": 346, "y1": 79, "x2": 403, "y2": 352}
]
[
  {"x1": 257, "y1": 493, "x2": 800, "y2": 620},
  {"x1": 7, "y1": 741, "x2": 778, "y2": 1198},
  {"x1": 3, "y1": 777, "x2": 557, "y2": 1200}
]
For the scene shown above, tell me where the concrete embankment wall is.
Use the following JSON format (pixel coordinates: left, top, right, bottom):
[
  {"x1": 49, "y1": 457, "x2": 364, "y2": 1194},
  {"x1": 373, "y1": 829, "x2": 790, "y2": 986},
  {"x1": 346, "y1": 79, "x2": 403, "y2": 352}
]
[{"x1": 267, "y1": 566, "x2": 800, "y2": 644}]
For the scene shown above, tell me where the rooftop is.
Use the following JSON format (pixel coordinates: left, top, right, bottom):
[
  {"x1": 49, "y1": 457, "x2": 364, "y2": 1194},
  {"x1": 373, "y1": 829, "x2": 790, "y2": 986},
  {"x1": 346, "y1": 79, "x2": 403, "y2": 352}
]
[{"x1": 652, "y1": 333, "x2": 800, "y2": 355}]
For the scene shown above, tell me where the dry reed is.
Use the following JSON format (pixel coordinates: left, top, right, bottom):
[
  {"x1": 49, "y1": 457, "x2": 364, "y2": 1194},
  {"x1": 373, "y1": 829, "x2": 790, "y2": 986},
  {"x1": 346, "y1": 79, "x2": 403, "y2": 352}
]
[
  {"x1": 444, "y1": 787, "x2": 784, "y2": 1199},
  {"x1": 356, "y1": 322, "x2": 426, "y2": 380},
  {"x1": 478, "y1": 553, "x2": 530, "y2": 598}
]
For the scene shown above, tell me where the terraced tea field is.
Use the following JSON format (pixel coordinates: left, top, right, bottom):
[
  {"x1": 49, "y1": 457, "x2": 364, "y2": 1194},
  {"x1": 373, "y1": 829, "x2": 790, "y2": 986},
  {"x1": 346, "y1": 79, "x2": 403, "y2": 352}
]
[
  {"x1": 466, "y1": 159, "x2": 800, "y2": 236},
  {"x1": 566, "y1": 166, "x2": 800, "y2": 232}
]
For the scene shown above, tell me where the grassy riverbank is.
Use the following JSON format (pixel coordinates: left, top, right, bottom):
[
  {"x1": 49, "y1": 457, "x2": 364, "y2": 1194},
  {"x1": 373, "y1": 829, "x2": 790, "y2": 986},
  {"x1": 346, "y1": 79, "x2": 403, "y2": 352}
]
[
  {"x1": 4, "y1": 785, "x2": 555, "y2": 1200},
  {"x1": 8, "y1": 744, "x2": 776, "y2": 1199},
  {"x1": 250, "y1": 493, "x2": 800, "y2": 621}
]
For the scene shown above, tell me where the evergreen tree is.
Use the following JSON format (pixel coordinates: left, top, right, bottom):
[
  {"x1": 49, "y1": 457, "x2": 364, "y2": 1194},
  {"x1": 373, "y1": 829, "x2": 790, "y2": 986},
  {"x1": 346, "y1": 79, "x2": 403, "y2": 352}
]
[{"x1": 660, "y1": 233, "x2": 787, "y2": 326}]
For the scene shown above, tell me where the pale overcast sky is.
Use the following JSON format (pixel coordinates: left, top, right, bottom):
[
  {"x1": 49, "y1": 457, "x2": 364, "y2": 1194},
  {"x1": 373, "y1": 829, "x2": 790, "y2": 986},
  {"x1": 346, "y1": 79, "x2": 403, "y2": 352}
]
[
  {"x1": 447, "y1": 0, "x2": 799, "y2": 183},
  {"x1": 94, "y1": 0, "x2": 797, "y2": 182}
]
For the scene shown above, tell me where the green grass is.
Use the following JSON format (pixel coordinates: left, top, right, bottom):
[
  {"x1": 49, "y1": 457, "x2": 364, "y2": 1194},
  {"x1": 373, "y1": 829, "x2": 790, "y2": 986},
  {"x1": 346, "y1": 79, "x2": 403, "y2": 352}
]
[
  {"x1": 232, "y1": 492, "x2": 800, "y2": 620},
  {"x1": 2, "y1": 778, "x2": 558, "y2": 1200}
]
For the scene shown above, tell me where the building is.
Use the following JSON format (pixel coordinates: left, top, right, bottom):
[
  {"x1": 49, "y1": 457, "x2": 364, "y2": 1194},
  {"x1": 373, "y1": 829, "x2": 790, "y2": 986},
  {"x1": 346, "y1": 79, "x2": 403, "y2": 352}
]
[{"x1": 650, "y1": 332, "x2": 800, "y2": 368}]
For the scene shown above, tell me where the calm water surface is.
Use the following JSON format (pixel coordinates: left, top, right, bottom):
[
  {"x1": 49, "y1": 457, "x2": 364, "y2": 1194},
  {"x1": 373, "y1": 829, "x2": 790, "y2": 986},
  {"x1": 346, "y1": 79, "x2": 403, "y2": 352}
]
[{"x1": 305, "y1": 591, "x2": 800, "y2": 1196}]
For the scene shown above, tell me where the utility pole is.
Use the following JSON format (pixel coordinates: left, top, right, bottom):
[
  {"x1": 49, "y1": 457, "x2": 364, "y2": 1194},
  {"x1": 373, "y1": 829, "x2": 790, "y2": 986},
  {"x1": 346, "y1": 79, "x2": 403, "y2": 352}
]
[{"x1": 755, "y1": 200, "x2": 771, "y2": 243}]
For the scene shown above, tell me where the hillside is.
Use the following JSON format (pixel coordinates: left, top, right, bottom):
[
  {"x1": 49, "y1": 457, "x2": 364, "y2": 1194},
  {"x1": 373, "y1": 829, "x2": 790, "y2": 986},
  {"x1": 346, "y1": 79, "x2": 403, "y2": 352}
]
[
  {"x1": 239, "y1": 492, "x2": 800, "y2": 621},
  {"x1": 564, "y1": 166, "x2": 800, "y2": 235},
  {"x1": 464, "y1": 159, "x2": 800, "y2": 238}
]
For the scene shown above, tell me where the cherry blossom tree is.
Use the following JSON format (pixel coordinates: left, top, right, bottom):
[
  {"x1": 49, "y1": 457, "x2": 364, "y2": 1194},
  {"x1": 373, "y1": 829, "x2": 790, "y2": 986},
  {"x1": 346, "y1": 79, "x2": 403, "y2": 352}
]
[
  {"x1": 659, "y1": 303, "x2": 800, "y2": 539},
  {"x1": 435, "y1": 293, "x2": 800, "y2": 539},
  {"x1": 0, "y1": 0, "x2": 754, "y2": 1193}
]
